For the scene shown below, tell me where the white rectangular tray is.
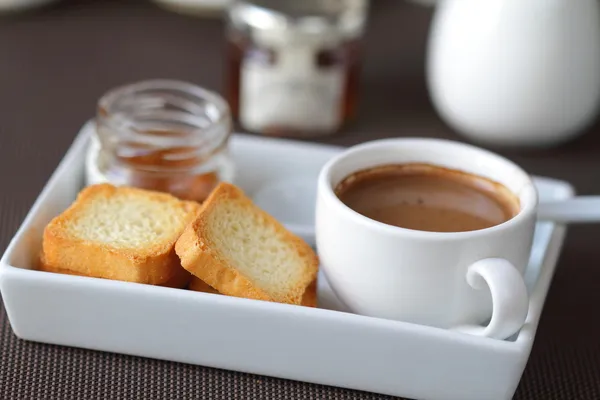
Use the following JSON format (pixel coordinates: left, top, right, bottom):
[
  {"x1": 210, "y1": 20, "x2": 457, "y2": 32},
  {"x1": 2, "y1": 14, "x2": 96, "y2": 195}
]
[{"x1": 0, "y1": 122, "x2": 573, "y2": 400}]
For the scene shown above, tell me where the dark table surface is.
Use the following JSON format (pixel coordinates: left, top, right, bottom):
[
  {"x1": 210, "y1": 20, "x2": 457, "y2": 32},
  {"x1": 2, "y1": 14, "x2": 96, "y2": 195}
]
[{"x1": 1, "y1": 1, "x2": 599, "y2": 399}]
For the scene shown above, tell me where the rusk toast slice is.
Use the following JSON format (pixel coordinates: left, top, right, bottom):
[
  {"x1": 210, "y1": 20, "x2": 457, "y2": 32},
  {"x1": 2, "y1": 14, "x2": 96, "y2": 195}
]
[
  {"x1": 175, "y1": 183, "x2": 318, "y2": 305},
  {"x1": 42, "y1": 184, "x2": 200, "y2": 285},
  {"x1": 187, "y1": 275, "x2": 318, "y2": 307}
]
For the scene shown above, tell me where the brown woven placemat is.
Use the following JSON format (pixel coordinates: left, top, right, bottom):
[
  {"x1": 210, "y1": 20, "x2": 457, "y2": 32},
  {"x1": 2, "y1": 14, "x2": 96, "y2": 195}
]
[
  {"x1": 1, "y1": 0, "x2": 600, "y2": 399},
  {"x1": 0, "y1": 314, "x2": 388, "y2": 400}
]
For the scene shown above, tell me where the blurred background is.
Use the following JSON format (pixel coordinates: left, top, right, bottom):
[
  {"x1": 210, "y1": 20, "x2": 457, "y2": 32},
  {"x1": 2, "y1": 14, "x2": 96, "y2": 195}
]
[
  {"x1": 0, "y1": 0, "x2": 432, "y2": 148},
  {"x1": 2, "y1": 0, "x2": 599, "y2": 181},
  {"x1": 3, "y1": 0, "x2": 600, "y2": 226}
]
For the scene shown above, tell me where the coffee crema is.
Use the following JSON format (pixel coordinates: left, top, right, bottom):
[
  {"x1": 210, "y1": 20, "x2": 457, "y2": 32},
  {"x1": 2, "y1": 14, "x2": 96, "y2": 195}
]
[{"x1": 334, "y1": 163, "x2": 520, "y2": 233}]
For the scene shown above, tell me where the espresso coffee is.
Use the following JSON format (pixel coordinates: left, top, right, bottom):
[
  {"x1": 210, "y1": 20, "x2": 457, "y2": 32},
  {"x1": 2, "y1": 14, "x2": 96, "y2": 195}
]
[{"x1": 334, "y1": 164, "x2": 520, "y2": 232}]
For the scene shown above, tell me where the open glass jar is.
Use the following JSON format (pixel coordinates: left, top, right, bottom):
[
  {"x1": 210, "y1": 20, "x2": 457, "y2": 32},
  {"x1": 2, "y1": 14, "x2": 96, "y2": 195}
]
[
  {"x1": 226, "y1": 0, "x2": 369, "y2": 138},
  {"x1": 88, "y1": 80, "x2": 234, "y2": 203}
]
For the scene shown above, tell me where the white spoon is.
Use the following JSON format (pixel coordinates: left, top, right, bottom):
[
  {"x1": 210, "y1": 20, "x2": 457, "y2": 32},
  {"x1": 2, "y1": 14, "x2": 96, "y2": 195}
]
[{"x1": 537, "y1": 196, "x2": 600, "y2": 224}]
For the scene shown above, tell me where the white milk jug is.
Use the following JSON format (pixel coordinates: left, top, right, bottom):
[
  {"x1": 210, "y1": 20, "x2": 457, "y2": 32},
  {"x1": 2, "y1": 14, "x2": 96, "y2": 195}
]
[{"x1": 426, "y1": 0, "x2": 600, "y2": 147}]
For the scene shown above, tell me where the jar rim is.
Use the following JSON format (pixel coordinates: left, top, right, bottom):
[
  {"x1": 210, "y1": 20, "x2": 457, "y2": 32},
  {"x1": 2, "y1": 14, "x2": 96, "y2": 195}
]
[
  {"x1": 98, "y1": 79, "x2": 230, "y2": 124},
  {"x1": 95, "y1": 79, "x2": 232, "y2": 174}
]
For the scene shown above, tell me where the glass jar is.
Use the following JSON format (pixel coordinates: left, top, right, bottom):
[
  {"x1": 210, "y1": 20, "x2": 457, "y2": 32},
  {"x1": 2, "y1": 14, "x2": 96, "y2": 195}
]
[
  {"x1": 88, "y1": 79, "x2": 234, "y2": 203},
  {"x1": 226, "y1": 0, "x2": 369, "y2": 138}
]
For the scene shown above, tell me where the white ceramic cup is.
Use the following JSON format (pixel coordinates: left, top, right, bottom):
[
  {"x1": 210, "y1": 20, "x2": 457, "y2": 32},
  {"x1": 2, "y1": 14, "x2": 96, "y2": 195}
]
[{"x1": 315, "y1": 138, "x2": 537, "y2": 340}]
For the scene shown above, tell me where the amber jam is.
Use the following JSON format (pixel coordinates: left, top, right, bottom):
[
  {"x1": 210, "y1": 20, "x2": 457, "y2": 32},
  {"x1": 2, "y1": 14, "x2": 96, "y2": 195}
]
[
  {"x1": 226, "y1": 0, "x2": 368, "y2": 138},
  {"x1": 94, "y1": 80, "x2": 234, "y2": 203},
  {"x1": 227, "y1": 35, "x2": 363, "y2": 138}
]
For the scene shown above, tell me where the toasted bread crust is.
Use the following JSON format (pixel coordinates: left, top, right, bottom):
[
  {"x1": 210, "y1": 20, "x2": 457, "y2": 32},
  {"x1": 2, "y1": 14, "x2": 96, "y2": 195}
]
[
  {"x1": 42, "y1": 184, "x2": 200, "y2": 285},
  {"x1": 188, "y1": 275, "x2": 318, "y2": 307},
  {"x1": 38, "y1": 251, "x2": 191, "y2": 289},
  {"x1": 301, "y1": 279, "x2": 318, "y2": 308},
  {"x1": 188, "y1": 275, "x2": 220, "y2": 294},
  {"x1": 159, "y1": 264, "x2": 193, "y2": 289},
  {"x1": 175, "y1": 182, "x2": 319, "y2": 305},
  {"x1": 38, "y1": 252, "x2": 83, "y2": 276}
]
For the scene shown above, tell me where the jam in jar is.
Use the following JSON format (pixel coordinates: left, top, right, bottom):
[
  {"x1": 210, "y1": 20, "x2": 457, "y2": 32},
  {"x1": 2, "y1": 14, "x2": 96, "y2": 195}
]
[
  {"x1": 89, "y1": 79, "x2": 234, "y2": 202},
  {"x1": 226, "y1": 0, "x2": 369, "y2": 138}
]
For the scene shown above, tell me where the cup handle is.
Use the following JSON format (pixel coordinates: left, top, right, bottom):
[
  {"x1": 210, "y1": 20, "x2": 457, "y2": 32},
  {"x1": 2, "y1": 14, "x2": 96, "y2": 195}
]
[{"x1": 452, "y1": 258, "x2": 529, "y2": 340}]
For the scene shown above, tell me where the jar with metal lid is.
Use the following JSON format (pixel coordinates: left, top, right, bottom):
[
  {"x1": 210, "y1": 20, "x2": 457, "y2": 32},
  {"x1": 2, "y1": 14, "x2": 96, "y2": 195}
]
[
  {"x1": 87, "y1": 79, "x2": 234, "y2": 203},
  {"x1": 226, "y1": 0, "x2": 369, "y2": 138}
]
